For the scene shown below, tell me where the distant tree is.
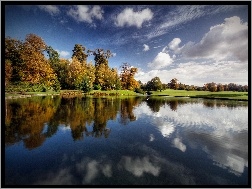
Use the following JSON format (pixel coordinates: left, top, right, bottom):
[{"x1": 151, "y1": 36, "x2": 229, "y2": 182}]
[
  {"x1": 207, "y1": 82, "x2": 217, "y2": 92},
  {"x1": 169, "y1": 78, "x2": 179, "y2": 90},
  {"x1": 146, "y1": 77, "x2": 163, "y2": 91},
  {"x1": 217, "y1": 83, "x2": 224, "y2": 91},
  {"x1": 178, "y1": 82, "x2": 185, "y2": 90}
]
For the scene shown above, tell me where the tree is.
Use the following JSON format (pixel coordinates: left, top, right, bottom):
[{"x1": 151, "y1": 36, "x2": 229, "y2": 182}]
[
  {"x1": 72, "y1": 44, "x2": 88, "y2": 65},
  {"x1": 20, "y1": 34, "x2": 57, "y2": 88},
  {"x1": 5, "y1": 59, "x2": 13, "y2": 86},
  {"x1": 65, "y1": 57, "x2": 86, "y2": 89},
  {"x1": 146, "y1": 77, "x2": 163, "y2": 91},
  {"x1": 217, "y1": 83, "x2": 224, "y2": 92},
  {"x1": 120, "y1": 63, "x2": 139, "y2": 90},
  {"x1": 207, "y1": 82, "x2": 217, "y2": 92},
  {"x1": 88, "y1": 48, "x2": 113, "y2": 67},
  {"x1": 169, "y1": 78, "x2": 179, "y2": 90},
  {"x1": 5, "y1": 37, "x2": 24, "y2": 82},
  {"x1": 88, "y1": 48, "x2": 114, "y2": 89}
]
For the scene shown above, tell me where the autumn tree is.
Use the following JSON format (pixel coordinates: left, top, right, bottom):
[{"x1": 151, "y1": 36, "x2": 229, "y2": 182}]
[
  {"x1": 88, "y1": 48, "x2": 118, "y2": 90},
  {"x1": 5, "y1": 59, "x2": 13, "y2": 86},
  {"x1": 120, "y1": 63, "x2": 139, "y2": 90},
  {"x1": 65, "y1": 57, "x2": 95, "y2": 92},
  {"x1": 19, "y1": 34, "x2": 57, "y2": 88}
]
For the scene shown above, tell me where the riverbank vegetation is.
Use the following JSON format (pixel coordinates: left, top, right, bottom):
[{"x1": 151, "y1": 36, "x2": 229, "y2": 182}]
[{"x1": 5, "y1": 33, "x2": 248, "y2": 101}]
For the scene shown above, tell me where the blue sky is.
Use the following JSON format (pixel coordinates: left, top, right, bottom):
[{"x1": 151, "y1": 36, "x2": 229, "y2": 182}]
[{"x1": 5, "y1": 4, "x2": 249, "y2": 86}]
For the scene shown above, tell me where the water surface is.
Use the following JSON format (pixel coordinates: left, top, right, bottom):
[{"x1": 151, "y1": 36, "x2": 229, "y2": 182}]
[{"x1": 5, "y1": 96, "x2": 248, "y2": 185}]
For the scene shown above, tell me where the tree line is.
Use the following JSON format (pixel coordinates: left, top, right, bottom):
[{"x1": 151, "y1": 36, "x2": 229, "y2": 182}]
[
  {"x1": 5, "y1": 33, "x2": 248, "y2": 93},
  {"x1": 138, "y1": 77, "x2": 248, "y2": 93},
  {"x1": 5, "y1": 33, "x2": 139, "y2": 92}
]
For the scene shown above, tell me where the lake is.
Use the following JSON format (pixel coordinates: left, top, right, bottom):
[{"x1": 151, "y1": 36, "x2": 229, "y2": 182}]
[{"x1": 4, "y1": 96, "x2": 248, "y2": 186}]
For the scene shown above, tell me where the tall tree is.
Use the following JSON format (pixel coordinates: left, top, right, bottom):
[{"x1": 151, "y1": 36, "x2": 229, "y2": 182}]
[
  {"x1": 88, "y1": 48, "x2": 114, "y2": 89},
  {"x1": 20, "y1": 34, "x2": 56, "y2": 87},
  {"x1": 5, "y1": 37, "x2": 24, "y2": 82},
  {"x1": 120, "y1": 63, "x2": 139, "y2": 90},
  {"x1": 72, "y1": 44, "x2": 88, "y2": 65}
]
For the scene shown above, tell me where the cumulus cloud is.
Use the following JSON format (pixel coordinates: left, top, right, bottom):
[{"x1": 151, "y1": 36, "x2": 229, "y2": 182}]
[
  {"x1": 76, "y1": 158, "x2": 112, "y2": 184},
  {"x1": 37, "y1": 5, "x2": 60, "y2": 15},
  {"x1": 147, "y1": 52, "x2": 174, "y2": 69},
  {"x1": 135, "y1": 60, "x2": 247, "y2": 86},
  {"x1": 67, "y1": 5, "x2": 103, "y2": 23},
  {"x1": 181, "y1": 16, "x2": 248, "y2": 62},
  {"x1": 115, "y1": 8, "x2": 153, "y2": 28},
  {"x1": 133, "y1": 101, "x2": 248, "y2": 176},
  {"x1": 143, "y1": 44, "x2": 150, "y2": 51},
  {"x1": 119, "y1": 156, "x2": 160, "y2": 177}
]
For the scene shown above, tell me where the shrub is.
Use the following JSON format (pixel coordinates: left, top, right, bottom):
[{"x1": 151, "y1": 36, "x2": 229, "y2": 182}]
[{"x1": 134, "y1": 88, "x2": 145, "y2": 94}]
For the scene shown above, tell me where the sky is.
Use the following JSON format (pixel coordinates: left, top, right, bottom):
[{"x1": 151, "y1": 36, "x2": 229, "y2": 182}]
[{"x1": 5, "y1": 3, "x2": 249, "y2": 86}]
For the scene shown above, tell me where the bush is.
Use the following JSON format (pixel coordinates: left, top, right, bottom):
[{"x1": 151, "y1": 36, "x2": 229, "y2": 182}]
[
  {"x1": 93, "y1": 84, "x2": 101, "y2": 90},
  {"x1": 134, "y1": 88, "x2": 145, "y2": 94},
  {"x1": 146, "y1": 91, "x2": 153, "y2": 95}
]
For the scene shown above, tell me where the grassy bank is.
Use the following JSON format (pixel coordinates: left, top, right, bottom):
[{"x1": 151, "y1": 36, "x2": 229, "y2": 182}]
[
  {"x1": 150, "y1": 89, "x2": 248, "y2": 100},
  {"x1": 5, "y1": 89, "x2": 248, "y2": 100}
]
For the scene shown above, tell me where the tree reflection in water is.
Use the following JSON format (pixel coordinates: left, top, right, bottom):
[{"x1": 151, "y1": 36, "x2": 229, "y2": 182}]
[
  {"x1": 5, "y1": 96, "x2": 144, "y2": 148},
  {"x1": 5, "y1": 96, "x2": 247, "y2": 150}
]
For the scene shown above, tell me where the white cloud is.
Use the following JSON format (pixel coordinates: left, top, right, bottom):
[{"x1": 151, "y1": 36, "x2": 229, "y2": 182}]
[
  {"x1": 133, "y1": 101, "x2": 248, "y2": 176},
  {"x1": 145, "y1": 5, "x2": 245, "y2": 40},
  {"x1": 135, "y1": 60, "x2": 247, "y2": 86},
  {"x1": 143, "y1": 44, "x2": 150, "y2": 51},
  {"x1": 56, "y1": 50, "x2": 70, "y2": 58},
  {"x1": 173, "y1": 138, "x2": 186, "y2": 152},
  {"x1": 168, "y1": 38, "x2": 182, "y2": 51},
  {"x1": 147, "y1": 52, "x2": 173, "y2": 69},
  {"x1": 67, "y1": 5, "x2": 103, "y2": 23},
  {"x1": 115, "y1": 8, "x2": 153, "y2": 28},
  {"x1": 119, "y1": 156, "x2": 160, "y2": 177},
  {"x1": 37, "y1": 5, "x2": 60, "y2": 15},
  {"x1": 76, "y1": 158, "x2": 112, "y2": 184},
  {"x1": 181, "y1": 16, "x2": 248, "y2": 62}
]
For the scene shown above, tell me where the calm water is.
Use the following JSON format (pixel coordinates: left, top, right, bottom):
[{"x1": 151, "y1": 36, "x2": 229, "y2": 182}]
[{"x1": 4, "y1": 96, "x2": 248, "y2": 185}]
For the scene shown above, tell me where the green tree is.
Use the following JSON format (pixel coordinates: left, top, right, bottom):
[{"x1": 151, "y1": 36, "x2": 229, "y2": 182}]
[
  {"x1": 146, "y1": 77, "x2": 163, "y2": 91},
  {"x1": 5, "y1": 37, "x2": 24, "y2": 82},
  {"x1": 72, "y1": 44, "x2": 88, "y2": 65},
  {"x1": 169, "y1": 78, "x2": 179, "y2": 90}
]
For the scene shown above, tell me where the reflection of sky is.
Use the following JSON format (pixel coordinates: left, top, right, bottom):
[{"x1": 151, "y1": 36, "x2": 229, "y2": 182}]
[
  {"x1": 5, "y1": 100, "x2": 248, "y2": 185},
  {"x1": 133, "y1": 102, "x2": 248, "y2": 176}
]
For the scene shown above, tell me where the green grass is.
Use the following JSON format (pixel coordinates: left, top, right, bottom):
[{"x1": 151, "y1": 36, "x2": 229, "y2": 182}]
[
  {"x1": 87, "y1": 90, "x2": 141, "y2": 96},
  {"x1": 5, "y1": 89, "x2": 248, "y2": 100},
  {"x1": 150, "y1": 89, "x2": 248, "y2": 100}
]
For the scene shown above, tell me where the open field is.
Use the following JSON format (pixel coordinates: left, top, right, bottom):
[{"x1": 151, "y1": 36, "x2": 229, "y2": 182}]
[{"x1": 150, "y1": 89, "x2": 248, "y2": 100}]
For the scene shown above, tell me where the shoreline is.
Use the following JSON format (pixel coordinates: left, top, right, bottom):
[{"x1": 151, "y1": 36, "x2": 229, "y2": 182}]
[{"x1": 5, "y1": 91, "x2": 248, "y2": 101}]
